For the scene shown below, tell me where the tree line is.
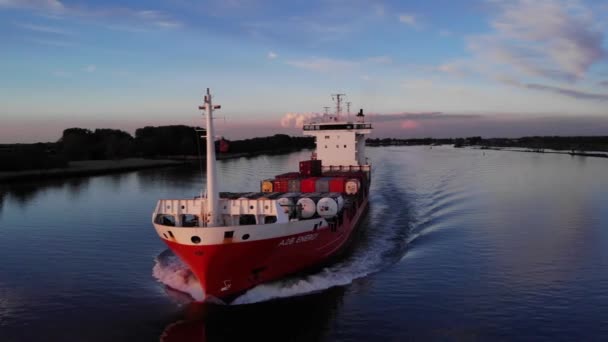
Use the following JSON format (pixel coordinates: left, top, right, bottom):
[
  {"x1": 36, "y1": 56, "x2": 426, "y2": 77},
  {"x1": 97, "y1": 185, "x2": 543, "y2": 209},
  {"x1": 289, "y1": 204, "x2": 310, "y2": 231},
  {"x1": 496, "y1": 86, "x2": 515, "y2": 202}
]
[
  {"x1": 0, "y1": 125, "x2": 314, "y2": 171},
  {"x1": 366, "y1": 136, "x2": 608, "y2": 152}
]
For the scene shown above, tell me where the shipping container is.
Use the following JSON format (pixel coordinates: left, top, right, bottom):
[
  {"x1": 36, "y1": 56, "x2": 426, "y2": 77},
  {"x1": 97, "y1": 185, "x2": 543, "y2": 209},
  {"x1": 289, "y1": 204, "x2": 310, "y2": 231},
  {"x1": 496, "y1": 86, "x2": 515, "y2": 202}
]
[
  {"x1": 329, "y1": 177, "x2": 346, "y2": 193},
  {"x1": 315, "y1": 177, "x2": 332, "y2": 193},
  {"x1": 299, "y1": 160, "x2": 322, "y2": 177},
  {"x1": 324, "y1": 171, "x2": 367, "y2": 183},
  {"x1": 345, "y1": 179, "x2": 361, "y2": 195},
  {"x1": 273, "y1": 179, "x2": 289, "y2": 192},
  {"x1": 261, "y1": 179, "x2": 274, "y2": 193},
  {"x1": 300, "y1": 177, "x2": 318, "y2": 192},
  {"x1": 288, "y1": 179, "x2": 301, "y2": 192}
]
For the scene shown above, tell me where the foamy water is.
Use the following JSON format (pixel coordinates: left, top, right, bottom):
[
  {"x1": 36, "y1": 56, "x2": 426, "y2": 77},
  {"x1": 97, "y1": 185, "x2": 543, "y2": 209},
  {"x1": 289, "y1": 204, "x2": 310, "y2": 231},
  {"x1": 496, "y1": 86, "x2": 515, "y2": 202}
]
[{"x1": 152, "y1": 249, "x2": 205, "y2": 301}]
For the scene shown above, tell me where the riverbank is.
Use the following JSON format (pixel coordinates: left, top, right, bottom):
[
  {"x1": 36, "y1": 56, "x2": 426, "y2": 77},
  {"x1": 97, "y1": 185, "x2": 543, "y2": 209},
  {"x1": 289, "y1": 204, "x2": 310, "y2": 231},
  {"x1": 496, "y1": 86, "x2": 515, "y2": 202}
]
[
  {"x1": 0, "y1": 158, "x2": 186, "y2": 182},
  {"x1": 470, "y1": 146, "x2": 608, "y2": 158},
  {"x1": 158, "y1": 147, "x2": 313, "y2": 162},
  {"x1": 0, "y1": 147, "x2": 313, "y2": 183}
]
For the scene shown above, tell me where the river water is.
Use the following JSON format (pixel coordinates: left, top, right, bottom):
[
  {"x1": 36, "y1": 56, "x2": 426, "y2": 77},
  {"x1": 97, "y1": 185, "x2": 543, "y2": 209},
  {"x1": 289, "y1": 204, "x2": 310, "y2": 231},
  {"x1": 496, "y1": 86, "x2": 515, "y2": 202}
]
[{"x1": 1, "y1": 146, "x2": 607, "y2": 341}]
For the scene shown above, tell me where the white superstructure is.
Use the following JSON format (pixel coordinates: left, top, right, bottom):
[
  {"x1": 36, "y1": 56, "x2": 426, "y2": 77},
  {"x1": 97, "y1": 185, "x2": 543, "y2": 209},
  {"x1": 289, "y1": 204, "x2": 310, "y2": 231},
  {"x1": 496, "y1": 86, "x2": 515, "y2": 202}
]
[{"x1": 302, "y1": 94, "x2": 372, "y2": 168}]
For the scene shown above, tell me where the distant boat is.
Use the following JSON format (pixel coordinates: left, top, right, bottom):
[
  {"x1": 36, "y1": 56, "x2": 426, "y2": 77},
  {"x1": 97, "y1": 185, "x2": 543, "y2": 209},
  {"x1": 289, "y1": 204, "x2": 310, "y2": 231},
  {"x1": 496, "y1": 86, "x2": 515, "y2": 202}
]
[{"x1": 152, "y1": 89, "x2": 373, "y2": 303}]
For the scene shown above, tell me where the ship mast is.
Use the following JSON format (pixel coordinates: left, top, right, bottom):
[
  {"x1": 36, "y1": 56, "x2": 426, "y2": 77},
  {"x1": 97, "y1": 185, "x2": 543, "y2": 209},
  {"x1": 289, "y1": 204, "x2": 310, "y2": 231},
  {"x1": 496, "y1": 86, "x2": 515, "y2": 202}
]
[
  {"x1": 198, "y1": 88, "x2": 222, "y2": 227},
  {"x1": 331, "y1": 93, "x2": 345, "y2": 121},
  {"x1": 346, "y1": 101, "x2": 351, "y2": 121}
]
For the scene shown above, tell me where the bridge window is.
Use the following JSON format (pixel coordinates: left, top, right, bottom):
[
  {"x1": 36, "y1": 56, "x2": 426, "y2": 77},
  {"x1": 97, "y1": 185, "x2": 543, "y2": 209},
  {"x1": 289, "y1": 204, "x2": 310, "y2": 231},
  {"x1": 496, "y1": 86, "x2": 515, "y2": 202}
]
[
  {"x1": 181, "y1": 214, "x2": 199, "y2": 227},
  {"x1": 154, "y1": 214, "x2": 176, "y2": 226},
  {"x1": 264, "y1": 215, "x2": 277, "y2": 224},
  {"x1": 239, "y1": 214, "x2": 257, "y2": 225}
]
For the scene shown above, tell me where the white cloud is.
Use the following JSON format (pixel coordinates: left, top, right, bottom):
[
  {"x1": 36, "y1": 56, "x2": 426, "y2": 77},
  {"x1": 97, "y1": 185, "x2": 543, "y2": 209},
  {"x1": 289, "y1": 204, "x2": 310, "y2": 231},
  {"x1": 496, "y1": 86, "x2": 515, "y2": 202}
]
[
  {"x1": 135, "y1": 10, "x2": 163, "y2": 20},
  {"x1": 267, "y1": 51, "x2": 277, "y2": 59},
  {"x1": 280, "y1": 112, "x2": 321, "y2": 128},
  {"x1": 3, "y1": 2, "x2": 181, "y2": 30},
  {"x1": 0, "y1": 0, "x2": 64, "y2": 11},
  {"x1": 286, "y1": 54, "x2": 393, "y2": 72},
  {"x1": 498, "y1": 77, "x2": 608, "y2": 101},
  {"x1": 135, "y1": 10, "x2": 182, "y2": 28},
  {"x1": 373, "y1": 4, "x2": 385, "y2": 17},
  {"x1": 286, "y1": 57, "x2": 358, "y2": 72},
  {"x1": 27, "y1": 37, "x2": 73, "y2": 47},
  {"x1": 15, "y1": 22, "x2": 72, "y2": 35},
  {"x1": 435, "y1": 60, "x2": 477, "y2": 77},
  {"x1": 398, "y1": 13, "x2": 417, "y2": 27},
  {"x1": 84, "y1": 65, "x2": 96, "y2": 72},
  {"x1": 52, "y1": 70, "x2": 71, "y2": 77},
  {"x1": 469, "y1": 0, "x2": 605, "y2": 82},
  {"x1": 401, "y1": 79, "x2": 434, "y2": 89},
  {"x1": 155, "y1": 20, "x2": 181, "y2": 28},
  {"x1": 367, "y1": 55, "x2": 392, "y2": 64}
]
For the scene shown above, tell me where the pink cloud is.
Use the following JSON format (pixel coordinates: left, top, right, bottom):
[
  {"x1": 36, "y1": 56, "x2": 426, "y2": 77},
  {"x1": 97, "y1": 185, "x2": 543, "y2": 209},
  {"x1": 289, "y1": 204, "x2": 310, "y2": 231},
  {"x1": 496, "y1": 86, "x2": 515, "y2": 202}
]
[{"x1": 400, "y1": 120, "x2": 419, "y2": 130}]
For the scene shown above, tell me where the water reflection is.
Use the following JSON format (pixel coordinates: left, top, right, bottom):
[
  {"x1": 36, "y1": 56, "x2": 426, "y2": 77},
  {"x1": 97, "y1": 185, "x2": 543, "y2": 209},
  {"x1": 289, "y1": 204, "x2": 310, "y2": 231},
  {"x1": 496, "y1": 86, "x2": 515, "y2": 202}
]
[
  {"x1": 136, "y1": 166, "x2": 203, "y2": 192},
  {"x1": 160, "y1": 287, "x2": 346, "y2": 342},
  {"x1": 0, "y1": 191, "x2": 4, "y2": 218},
  {"x1": 0, "y1": 177, "x2": 90, "y2": 209}
]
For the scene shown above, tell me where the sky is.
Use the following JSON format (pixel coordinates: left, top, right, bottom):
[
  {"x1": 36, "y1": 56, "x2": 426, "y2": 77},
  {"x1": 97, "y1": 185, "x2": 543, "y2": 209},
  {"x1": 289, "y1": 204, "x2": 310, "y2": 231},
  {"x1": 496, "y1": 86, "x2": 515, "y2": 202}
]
[{"x1": 1, "y1": 0, "x2": 608, "y2": 142}]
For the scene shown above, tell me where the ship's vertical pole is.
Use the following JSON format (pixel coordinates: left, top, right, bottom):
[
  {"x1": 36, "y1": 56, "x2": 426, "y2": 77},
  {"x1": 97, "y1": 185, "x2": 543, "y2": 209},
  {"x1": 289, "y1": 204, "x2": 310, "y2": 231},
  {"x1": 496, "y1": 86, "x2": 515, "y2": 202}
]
[
  {"x1": 332, "y1": 93, "x2": 345, "y2": 121},
  {"x1": 200, "y1": 88, "x2": 221, "y2": 227}
]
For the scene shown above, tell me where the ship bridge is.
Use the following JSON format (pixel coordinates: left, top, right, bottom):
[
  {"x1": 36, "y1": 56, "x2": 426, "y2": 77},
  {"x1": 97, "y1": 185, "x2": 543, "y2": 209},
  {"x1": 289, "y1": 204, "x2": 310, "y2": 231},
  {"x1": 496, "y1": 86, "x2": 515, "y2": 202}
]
[{"x1": 303, "y1": 96, "x2": 373, "y2": 169}]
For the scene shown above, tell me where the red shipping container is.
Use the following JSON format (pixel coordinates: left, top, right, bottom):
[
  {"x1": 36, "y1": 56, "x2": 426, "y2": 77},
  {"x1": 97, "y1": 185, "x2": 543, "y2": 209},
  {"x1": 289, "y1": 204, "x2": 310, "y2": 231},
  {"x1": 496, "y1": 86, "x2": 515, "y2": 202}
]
[
  {"x1": 300, "y1": 160, "x2": 322, "y2": 177},
  {"x1": 329, "y1": 177, "x2": 346, "y2": 193},
  {"x1": 275, "y1": 172, "x2": 301, "y2": 179},
  {"x1": 300, "y1": 177, "x2": 318, "y2": 192},
  {"x1": 299, "y1": 161, "x2": 311, "y2": 175},
  {"x1": 273, "y1": 179, "x2": 289, "y2": 192}
]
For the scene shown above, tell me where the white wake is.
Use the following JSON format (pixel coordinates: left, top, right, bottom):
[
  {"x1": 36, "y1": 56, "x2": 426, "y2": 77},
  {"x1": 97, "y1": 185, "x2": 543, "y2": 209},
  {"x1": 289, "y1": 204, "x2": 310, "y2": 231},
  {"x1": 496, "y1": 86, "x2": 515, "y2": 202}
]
[{"x1": 152, "y1": 250, "x2": 205, "y2": 301}]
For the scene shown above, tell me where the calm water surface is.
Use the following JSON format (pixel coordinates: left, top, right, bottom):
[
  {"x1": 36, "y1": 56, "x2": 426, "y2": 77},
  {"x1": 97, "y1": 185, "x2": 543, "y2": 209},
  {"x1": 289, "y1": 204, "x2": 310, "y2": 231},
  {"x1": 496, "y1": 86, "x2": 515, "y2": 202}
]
[{"x1": 1, "y1": 146, "x2": 607, "y2": 341}]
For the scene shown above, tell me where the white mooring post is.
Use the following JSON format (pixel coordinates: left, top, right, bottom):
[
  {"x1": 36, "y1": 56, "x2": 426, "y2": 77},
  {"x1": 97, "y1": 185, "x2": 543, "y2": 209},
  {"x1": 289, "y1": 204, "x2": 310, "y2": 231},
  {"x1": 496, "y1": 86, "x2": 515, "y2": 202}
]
[{"x1": 198, "y1": 88, "x2": 222, "y2": 227}]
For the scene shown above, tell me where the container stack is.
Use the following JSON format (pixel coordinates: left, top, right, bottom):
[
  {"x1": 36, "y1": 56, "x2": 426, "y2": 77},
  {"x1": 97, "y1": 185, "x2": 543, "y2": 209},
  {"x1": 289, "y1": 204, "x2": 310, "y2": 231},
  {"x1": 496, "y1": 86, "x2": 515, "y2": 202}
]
[{"x1": 259, "y1": 159, "x2": 367, "y2": 196}]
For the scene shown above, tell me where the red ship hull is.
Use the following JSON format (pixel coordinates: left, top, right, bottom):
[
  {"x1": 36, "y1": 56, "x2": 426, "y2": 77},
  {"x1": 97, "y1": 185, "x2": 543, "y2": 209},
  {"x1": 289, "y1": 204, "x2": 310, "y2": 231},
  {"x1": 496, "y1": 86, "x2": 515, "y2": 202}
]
[{"x1": 162, "y1": 197, "x2": 368, "y2": 302}]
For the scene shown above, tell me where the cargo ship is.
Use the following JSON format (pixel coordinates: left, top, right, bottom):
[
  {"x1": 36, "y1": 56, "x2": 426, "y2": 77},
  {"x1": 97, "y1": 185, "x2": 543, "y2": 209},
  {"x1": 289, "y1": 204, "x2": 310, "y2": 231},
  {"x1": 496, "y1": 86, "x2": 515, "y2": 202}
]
[{"x1": 152, "y1": 89, "x2": 372, "y2": 303}]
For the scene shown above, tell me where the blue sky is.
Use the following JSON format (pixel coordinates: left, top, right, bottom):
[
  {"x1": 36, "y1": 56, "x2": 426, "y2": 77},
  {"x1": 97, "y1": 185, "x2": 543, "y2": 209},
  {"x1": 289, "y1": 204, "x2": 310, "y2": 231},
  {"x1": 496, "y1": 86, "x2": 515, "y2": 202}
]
[{"x1": 1, "y1": 0, "x2": 608, "y2": 142}]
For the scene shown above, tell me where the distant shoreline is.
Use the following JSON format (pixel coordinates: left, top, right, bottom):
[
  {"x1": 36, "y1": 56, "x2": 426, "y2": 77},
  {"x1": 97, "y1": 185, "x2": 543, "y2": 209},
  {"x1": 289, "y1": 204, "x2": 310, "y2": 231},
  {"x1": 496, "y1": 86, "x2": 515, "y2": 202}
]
[
  {"x1": 468, "y1": 146, "x2": 608, "y2": 159},
  {"x1": 0, "y1": 147, "x2": 312, "y2": 183},
  {"x1": 367, "y1": 136, "x2": 608, "y2": 159},
  {"x1": 0, "y1": 159, "x2": 185, "y2": 182}
]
